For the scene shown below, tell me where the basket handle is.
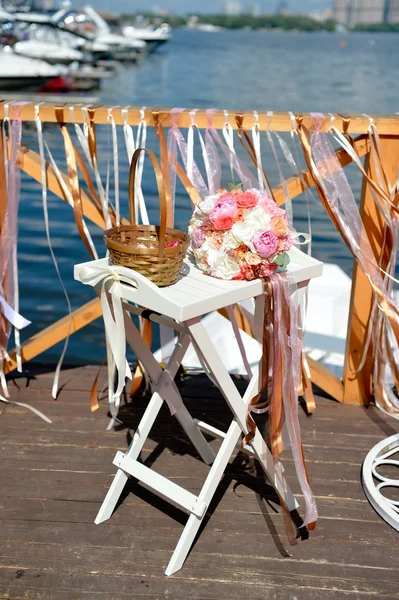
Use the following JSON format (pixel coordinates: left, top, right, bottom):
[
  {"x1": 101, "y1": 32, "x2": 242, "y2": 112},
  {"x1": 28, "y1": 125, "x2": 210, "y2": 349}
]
[{"x1": 128, "y1": 148, "x2": 167, "y2": 257}]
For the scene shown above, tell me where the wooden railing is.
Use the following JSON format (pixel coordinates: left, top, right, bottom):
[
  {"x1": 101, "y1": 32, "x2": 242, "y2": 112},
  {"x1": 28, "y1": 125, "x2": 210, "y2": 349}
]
[{"x1": 1, "y1": 102, "x2": 398, "y2": 406}]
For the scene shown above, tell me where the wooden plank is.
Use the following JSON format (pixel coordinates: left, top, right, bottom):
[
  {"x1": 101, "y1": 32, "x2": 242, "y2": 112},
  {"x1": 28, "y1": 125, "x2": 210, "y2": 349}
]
[
  {"x1": 1, "y1": 102, "x2": 399, "y2": 134},
  {"x1": 306, "y1": 355, "x2": 344, "y2": 402},
  {"x1": 343, "y1": 136, "x2": 399, "y2": 404},
  {"x1": 1, "y1": 541, "x2": 399, "y2": 592},
  {"x1": 1, "y1": 371, "x2": 398, "y2": 598},
  {"x1": 3, "y1": 298, "x2": 102, "y2": 374}
]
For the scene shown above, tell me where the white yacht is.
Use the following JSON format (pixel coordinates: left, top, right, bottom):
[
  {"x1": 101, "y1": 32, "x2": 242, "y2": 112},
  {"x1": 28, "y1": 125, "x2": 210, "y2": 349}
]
[
  {"x1": 52, "y1": 5, "x2": 147, "y2": 61},
  {"x1": 122, "y1": 21, "x2": 171, "y2": 52},
  {"x1": 10, "y1": 25, "x2": 86, "y2": 64},
  {"x1": 0, "y1": 46, "x2": 66, "y2": 90}
]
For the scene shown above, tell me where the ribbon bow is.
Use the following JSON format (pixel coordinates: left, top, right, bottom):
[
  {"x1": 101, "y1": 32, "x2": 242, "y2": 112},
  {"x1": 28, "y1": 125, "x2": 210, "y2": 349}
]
[{"x1": 79, "y1": 264, "x2": 133, "y2": 408}]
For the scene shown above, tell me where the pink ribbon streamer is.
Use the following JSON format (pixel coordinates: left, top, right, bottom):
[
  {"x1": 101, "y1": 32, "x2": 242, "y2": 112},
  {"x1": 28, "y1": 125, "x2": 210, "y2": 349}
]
[
  {"x1": 271, "y1": 273, "x2": 318, "y2": 528},
  {"x1": 167, "y1": 108, "x2": 209, "y2": 212},
  {"x1": 205, "y1": 109, "x2": 258, "y2": 191},
  {"x1": 0, "y1": 102, "x2": 28, "y2": 369},
  {"x1": 309, "y1": 113, "x2": 399, "y2": 412},
  {"x1": 310, "y1": 113, "x2": 396, "y2": 314}
]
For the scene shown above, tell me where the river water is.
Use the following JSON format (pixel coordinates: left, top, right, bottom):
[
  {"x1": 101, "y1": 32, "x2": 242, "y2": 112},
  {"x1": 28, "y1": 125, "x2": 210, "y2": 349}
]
[{"x1": 15, "y1": 29, "x2": 399, "y2": 363}]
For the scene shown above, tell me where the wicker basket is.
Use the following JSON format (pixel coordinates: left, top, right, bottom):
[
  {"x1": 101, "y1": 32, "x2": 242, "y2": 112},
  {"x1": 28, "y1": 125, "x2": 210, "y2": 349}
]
[{"x1": 104, "y1": 148, "x2": 189, "y2": 287}]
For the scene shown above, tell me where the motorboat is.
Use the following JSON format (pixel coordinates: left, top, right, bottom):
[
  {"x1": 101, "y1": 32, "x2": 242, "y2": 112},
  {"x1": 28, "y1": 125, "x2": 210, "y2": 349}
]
[
  {"x1": 52, "y1": 5, "x2": 147, "y2": 61},
  {"x1": 0, "y1": 46, "x2": 67, "y2": 91},
  {"x1": 122, "y1": 22, "x2": 171, "y2": 52},
  {"x1": 11, "y1": 28, "x2": 87, "y2": 64},
  {"x1": 0, "y1": 10, "x2": 116, "y2": 64}
]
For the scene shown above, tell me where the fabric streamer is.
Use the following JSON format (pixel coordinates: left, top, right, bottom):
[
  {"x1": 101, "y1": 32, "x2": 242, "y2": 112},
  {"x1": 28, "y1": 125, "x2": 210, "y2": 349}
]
[
  {"x1": 107, "y1": 107, "x2": 120, "y2": 226},
  {"x1": 187, "y1": 109, "x2": 209, "y2": 200},
  {"x1": 78, "y1": 264, "x2": 132, "y2": 415},
  {"x1": 243, "y1": 273, "x2": 318, "y2": 540},
  {"x1": 55, "y1": 106, "x2": 98, "y2": 259},
  {"x1": 0, "y1": 102, "x2": 50, "y2": 423},
  {"x1": 122, "y1": 106, "x2": 149, "y2": 225},
  {"x1": 223, "y1": 110, "x2": 236, "y2": 183},
  {"x1": 82, "y1": 105, "x2": 112, "y2": 229},
  {"x1": 35, "y1": 105, "x2": 73, "y2": 399},
  {"x1": 167, "y1": 108, "x2": 204, "y2": 210},
  {"x1": 297, "y1": 113, "x2": 399, "y2": 416},
  {"x1": 178, "y1": 111, "x2": 317, "y2": 536},
  {"x1": 0, "y1": 102, "x2": 32, "y2": 398}
]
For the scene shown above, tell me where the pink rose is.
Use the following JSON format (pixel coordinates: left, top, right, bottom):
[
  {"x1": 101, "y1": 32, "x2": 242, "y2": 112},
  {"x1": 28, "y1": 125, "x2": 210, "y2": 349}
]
[
  {"x1": 259, "y1": 196, "x2": 285, "y2": 218},
  {"x1": 260, "y1": 262, "x2": 278, "y2": 278},
  {"x1": 191, "y1": 227, "x2": 206, "y2": 248},
  {"x1": 236, "y1": 191, "x2": 258, "y2": 209},
  {"x1": 210, "y1": 196, "x2": 237, "y2": 222},
  {"x1": 213, "y1": 215, "x2": 234, "y2": 231},
  {"x1": 232, "y1": 272, "x2": 245, "y2": 280},
  {"x1": 240, "y1": 263, "x2": 255, "y2": 281},
  {"x1": 252, "y1": 230, "x2": 279, "y2": 258},
  {"x1": 277, "y1": 236, "x2": 292, "y2": 252}
]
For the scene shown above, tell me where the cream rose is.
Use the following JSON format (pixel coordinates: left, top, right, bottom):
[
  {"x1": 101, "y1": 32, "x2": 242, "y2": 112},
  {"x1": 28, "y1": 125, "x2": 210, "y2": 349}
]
[{"x1": 245, "y1": 252, "x2": 261, "y2": 265}]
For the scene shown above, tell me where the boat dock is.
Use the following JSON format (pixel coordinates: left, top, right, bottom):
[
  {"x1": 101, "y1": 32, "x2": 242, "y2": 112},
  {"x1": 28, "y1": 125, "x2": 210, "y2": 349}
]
[{"x1": 0, "y1": 366, "x2": 397, "y2": 599}]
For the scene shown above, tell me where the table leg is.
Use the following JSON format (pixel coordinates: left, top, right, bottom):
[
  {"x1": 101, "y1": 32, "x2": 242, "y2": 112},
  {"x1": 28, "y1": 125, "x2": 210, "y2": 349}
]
[{"x1": 187, "y1": 318, "x2": 298, "y2": 513}]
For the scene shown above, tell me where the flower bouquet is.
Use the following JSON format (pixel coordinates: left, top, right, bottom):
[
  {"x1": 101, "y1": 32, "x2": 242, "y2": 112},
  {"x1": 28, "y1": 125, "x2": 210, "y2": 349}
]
[{"x1": 189, "y1": 184, "x2": 293, "y2": 281}]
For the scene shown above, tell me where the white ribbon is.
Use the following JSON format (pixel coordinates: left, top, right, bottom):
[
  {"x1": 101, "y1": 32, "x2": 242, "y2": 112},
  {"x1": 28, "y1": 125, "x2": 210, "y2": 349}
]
[
  {"x1": 265, "y1": 110, "x2": 293, "y2": 226},
  {"x1": 0, "y1": 293, "x2": 31, "y2": 330},
  {"x1": 187, "y1": 110, "x2": 197, "y2": 186},
  {"x1": 81, "y1": 105, "x2": 111, "y2": 230},
  {"x1": 107, "y1": 107, "x2": 120, "y2": 227},
  {"x1": 35, "y1": 105, "x2": 73, "y2": 399},
  {"x1": 222, "y1": 110, "x2": 236, "y2": 182},
  {"x1": 251, "y1": 112, "x2": 265, "y2": 191},
  {"x1": 0, "y1": 392, "x2": 52, "y2": 423},
  {"x1": 79, "y1": 264, "x2": 132, "y2": 410},
  {"x1": 123, "y1": 106, "x2": 149, "y2": 225}
]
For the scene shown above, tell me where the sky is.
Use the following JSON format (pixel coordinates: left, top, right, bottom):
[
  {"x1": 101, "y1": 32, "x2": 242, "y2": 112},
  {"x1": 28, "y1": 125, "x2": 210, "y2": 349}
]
[{"x1": 84, "y1": 0, "x2": 332, "y2": 15}]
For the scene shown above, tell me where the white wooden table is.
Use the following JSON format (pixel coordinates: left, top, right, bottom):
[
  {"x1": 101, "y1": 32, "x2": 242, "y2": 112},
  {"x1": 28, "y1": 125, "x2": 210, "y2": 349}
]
[{"x1": 75, "y1": 246, "x2": 323, "y2": 575}]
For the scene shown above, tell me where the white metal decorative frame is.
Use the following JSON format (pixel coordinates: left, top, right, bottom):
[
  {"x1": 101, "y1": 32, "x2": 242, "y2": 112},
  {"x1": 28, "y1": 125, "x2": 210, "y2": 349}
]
[{"x1": 362, "y1": 433, "x2": 399, "y2": 532}]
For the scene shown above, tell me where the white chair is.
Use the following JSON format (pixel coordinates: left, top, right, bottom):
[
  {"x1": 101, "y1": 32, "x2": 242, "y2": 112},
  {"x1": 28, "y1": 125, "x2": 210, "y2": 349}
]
[{"x1": 75, "y1": 246, "x2": 323, "y2": 575}]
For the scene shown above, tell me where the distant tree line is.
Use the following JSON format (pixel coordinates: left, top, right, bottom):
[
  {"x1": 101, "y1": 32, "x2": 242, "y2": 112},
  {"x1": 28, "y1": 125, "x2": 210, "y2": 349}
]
[
  {"x1": 122, "y1": 12, "x2": 399, "y2": 33},
  {"x1": 188, "y1": 14, "x2": 336, "y2": 31},
  {"x1": 122, "y1": 13, "x2": 336, "y2": 31},
  {"x1": 353, "y1": 22, "x2": 399, "y2": 32}
]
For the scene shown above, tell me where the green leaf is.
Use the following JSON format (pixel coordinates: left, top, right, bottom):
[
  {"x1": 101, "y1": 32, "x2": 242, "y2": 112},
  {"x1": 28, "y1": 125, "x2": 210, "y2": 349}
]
[
  {"x1": 226, "y1": 182, "x2": 244, "y2": 191},
  {"x1": 273, "y1": 252, "x2": 290, "y2": 268}
]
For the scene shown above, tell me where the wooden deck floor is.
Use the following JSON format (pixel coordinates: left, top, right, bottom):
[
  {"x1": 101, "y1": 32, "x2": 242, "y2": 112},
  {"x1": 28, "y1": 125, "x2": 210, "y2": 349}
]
[{"x1": 0, "y1": 364, "x2": 398, "y2": 599}]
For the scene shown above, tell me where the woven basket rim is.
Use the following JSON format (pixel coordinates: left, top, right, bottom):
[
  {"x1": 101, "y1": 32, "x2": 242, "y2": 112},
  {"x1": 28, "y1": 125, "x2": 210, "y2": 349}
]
[{"x1": 104, "y1": 225, "x2": 189, "y2": 257}]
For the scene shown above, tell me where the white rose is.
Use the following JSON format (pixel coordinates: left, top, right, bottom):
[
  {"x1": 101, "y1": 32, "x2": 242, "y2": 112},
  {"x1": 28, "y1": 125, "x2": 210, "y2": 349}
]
[
  {"x1": 211, "y1": 253, "x2": 241, "y2": 280},
  {"x1": 232, "y1": 206, "x2": 271, "y2": 245},
  {"x1": 193, "y1": 249, "x2": 209, "y2": 272},
  {"x1": 205, "y1": 245, "x2": 225, "y2": 268},
  {"x1": 197, "y1": 194, "x2": 218, "y2": 216},
  {"x1": 201, "y1": 236, "x2": 219, "y2": 255},
  {"x1": 222, "y1": 230, "x2": 240, "y2": 250}
]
